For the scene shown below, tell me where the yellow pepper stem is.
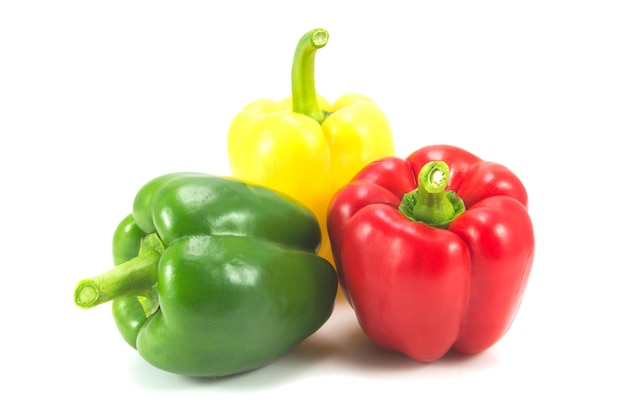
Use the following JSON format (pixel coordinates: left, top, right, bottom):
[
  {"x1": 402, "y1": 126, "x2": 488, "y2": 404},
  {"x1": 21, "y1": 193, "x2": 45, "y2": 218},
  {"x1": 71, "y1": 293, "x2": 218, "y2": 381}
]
[{"x1": 291, "y1": 28, "x2": 328, "y2": 124}]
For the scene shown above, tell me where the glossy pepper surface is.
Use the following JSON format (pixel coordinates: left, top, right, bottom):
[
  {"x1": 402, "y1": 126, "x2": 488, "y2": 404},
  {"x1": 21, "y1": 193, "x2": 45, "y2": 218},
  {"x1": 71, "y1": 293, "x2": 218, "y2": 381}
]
[
  {"x1": 74, "y1": 173, "x2": 338, "y2": 377},
  {"x1": 227, "y1": 28, "x2": 395, "y2": 265},
  {"x1": 327, "y1": 145, "x2": 534, "y2": 362}
]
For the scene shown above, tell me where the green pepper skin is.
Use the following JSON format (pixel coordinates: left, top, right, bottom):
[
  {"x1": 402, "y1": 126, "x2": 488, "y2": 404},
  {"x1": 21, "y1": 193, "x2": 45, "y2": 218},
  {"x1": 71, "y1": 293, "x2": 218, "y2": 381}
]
[
  {"x1": 112, "y1": 214, "x2": 144, "y2": 265},
  {"x1": 85, "y1": 173, "x2": 338, "y2": 377}
]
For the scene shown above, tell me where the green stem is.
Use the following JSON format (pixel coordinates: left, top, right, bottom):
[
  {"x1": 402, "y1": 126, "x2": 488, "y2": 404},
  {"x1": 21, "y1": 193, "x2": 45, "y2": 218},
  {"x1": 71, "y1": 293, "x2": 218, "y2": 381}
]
[
  {"x1": 291, "y1": 28, "x2": 328, "y2": 124},
  {"x1": 399, "y1": 161, "x2": 465, "y2": 228},
  {"x1": 74, "y1": 234, "x2": 164, "y2": 309}
]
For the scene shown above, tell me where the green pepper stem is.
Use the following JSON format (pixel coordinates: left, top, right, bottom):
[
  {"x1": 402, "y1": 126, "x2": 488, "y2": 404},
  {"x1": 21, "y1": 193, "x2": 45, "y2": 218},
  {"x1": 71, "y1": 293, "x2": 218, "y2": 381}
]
[
  {"x1": 291, "y1": 28, "x2": 328, "y2": 124},
  {"x1": 398, "y1": 161, "x2": 465, "y2": 228},
  {"x1": 74, "y1": 234, "x2": 164, "y2": 309}
]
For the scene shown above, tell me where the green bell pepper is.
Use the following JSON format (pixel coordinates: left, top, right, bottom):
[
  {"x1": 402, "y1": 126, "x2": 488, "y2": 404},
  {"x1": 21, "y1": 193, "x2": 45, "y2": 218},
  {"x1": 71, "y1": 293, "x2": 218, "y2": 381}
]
[{"x1": 74, "y1": 173, "x2": 338, "y2": 377}]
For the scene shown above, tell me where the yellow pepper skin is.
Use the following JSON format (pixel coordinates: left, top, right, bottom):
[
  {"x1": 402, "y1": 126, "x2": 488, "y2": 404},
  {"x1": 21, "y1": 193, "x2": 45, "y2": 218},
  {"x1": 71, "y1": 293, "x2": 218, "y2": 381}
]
[{"x1": 227, "y1": 29, "x2": 395, "y2": 265}]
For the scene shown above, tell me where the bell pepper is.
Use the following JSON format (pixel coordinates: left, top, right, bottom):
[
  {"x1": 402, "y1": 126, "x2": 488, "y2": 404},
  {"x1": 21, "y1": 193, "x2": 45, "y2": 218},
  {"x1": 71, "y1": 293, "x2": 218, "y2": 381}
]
[
  {"x1": 74, "y1": 173, "x2": 338, "y2": 377},
  {"x1": 227, "y1": 28, "x2": 395, "y2": 265},
  {"x1": 327, "y1": 145, "x2": 535, "y2": 362}
]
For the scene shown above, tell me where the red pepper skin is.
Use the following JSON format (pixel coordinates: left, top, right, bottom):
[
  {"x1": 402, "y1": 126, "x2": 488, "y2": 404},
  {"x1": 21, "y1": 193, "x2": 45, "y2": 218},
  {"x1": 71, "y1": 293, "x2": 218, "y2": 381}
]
[{"x1": 328, "y1": 145, "x2": 534, "y2": 361}]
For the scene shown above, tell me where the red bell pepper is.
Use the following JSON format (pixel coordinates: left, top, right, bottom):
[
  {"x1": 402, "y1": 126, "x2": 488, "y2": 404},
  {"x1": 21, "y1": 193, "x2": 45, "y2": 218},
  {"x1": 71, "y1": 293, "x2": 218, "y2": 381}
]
[{"x1": 327, "y1": 145, "x2": 535, "y2": 362}]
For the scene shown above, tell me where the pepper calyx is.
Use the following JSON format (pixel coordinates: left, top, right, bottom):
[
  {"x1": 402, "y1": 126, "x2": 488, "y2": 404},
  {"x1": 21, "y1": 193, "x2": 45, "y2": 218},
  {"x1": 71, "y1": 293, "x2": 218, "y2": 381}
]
[{"x1": 399, "y1": 161, "x2": 465, "y2": 228}]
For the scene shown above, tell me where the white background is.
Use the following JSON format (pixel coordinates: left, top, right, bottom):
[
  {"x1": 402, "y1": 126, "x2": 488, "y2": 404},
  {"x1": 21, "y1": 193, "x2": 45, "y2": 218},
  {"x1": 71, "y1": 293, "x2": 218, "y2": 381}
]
[{"x1": 2, "y1": 1, "x2": 625, "y2": 416}]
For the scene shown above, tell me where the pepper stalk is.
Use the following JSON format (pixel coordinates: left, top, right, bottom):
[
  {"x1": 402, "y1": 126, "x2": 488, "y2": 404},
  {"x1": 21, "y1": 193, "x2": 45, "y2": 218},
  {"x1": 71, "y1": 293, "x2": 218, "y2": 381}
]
[
  {"x1": 399, "y1": 161, "x2": 465, "y2": 228},
  {"x1": 291, "y1": 28, "x2": 329, "y2": 124},
  {"x1": 74, "y1": 233, "x2": 164, "y2": 315}
]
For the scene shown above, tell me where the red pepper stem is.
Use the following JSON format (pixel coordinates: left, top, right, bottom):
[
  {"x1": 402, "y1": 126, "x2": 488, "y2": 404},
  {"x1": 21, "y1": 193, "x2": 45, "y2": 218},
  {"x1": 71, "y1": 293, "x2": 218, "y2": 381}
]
[
  {"x1": 291, "y1": 28, "x2": 328, "y2": 124},
  {"x1": 399, "y1": 161, "x2": 465, "y2": 228},
  {"x1": 74, "y1": 234, "x2": 164, "y2": 309}
]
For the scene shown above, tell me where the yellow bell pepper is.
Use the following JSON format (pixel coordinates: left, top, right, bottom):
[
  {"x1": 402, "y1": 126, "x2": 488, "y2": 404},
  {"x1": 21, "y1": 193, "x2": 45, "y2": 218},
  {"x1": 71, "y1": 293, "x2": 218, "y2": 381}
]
[{"x1": 227, "y1": 28, "x2": 395, "y2": 265}]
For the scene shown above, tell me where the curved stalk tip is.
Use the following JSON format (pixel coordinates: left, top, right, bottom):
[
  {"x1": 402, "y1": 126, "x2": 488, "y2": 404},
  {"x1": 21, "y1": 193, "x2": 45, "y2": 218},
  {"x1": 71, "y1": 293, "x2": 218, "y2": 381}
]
[{"x1": 311, "y1": 29, "x2": 329, "y2": 48}]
